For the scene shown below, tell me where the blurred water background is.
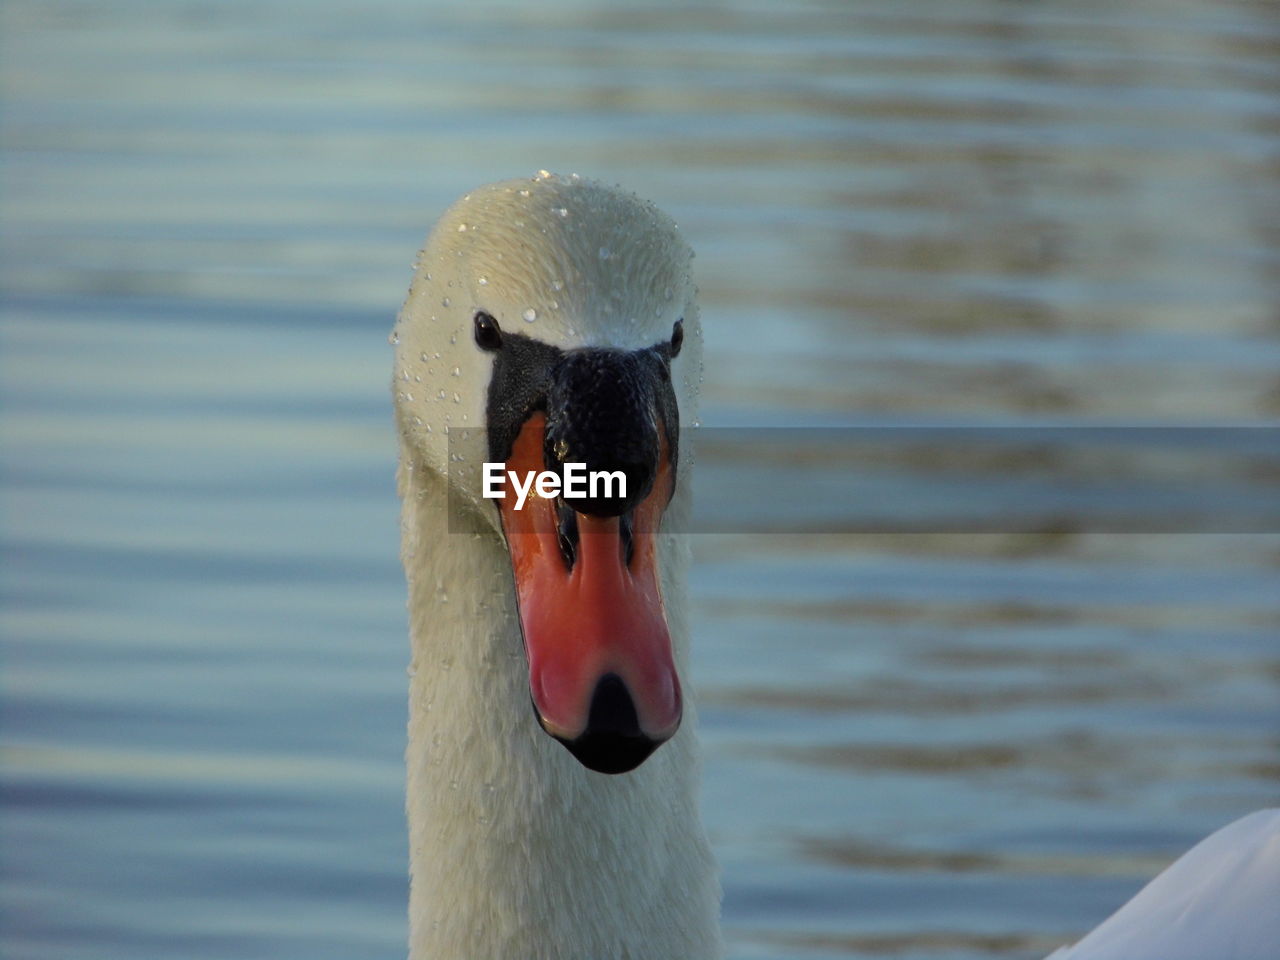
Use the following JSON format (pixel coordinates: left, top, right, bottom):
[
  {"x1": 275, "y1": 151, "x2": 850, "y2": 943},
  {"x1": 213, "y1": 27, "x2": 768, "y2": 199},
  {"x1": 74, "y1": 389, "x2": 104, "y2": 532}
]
[{"x1": 2, "y1": 1, "x2": 1278, "y2": 958}]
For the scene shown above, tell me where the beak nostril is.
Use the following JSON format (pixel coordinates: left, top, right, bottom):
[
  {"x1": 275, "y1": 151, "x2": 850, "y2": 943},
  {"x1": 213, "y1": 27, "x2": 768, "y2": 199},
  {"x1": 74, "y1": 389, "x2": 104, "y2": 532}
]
[
  {"x1": 620, "y1": 511, "x2": 635, "y2": 568},
  {"x1": 555, "y1": 498, "x2": 579, "y2": 570}
]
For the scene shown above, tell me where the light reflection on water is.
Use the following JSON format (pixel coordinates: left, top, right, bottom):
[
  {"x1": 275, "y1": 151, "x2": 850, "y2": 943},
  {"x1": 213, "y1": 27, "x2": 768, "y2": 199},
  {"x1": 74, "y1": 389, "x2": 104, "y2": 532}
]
[{"x1": 3, "y1": 2, "x2": 1278, "y2": 959}]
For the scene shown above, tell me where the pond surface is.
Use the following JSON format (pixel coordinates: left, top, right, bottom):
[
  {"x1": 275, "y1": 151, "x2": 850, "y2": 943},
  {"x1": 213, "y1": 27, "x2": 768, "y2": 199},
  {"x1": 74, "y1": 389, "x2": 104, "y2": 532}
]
[{"x1": 3, "y1": 2, "x2": 1278, "y2": 958}]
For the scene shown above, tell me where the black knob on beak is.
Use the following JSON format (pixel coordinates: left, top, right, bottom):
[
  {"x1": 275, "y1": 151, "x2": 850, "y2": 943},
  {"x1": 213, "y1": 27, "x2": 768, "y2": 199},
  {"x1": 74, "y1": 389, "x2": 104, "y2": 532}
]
[{"x1": 544, "y1": 349, "x2": 661, "y2": 517}]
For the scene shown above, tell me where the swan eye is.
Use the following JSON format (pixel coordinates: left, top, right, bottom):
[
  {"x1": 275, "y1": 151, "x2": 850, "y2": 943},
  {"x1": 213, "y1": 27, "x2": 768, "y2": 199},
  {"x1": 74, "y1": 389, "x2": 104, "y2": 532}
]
[
  {"x1": 474, "y1": 311, "x2": 503, "y2": 351},
  {"x1": 669, "y1": 319, "x2": 683, "y2": 357}
]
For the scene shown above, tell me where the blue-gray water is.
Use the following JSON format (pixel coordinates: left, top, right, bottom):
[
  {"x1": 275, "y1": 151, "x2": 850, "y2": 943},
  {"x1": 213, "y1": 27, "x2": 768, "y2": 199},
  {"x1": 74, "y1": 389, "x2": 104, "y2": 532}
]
[{"x1": 2, "y1": 2, "x2": 1278, "y2": 959}]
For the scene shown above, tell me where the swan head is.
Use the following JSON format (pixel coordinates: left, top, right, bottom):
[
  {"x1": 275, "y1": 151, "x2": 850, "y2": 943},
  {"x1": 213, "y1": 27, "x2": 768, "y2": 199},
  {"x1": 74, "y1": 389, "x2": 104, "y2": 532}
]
[{"x1": 393, "y1": 173, "x2": 702, "y2": 774}]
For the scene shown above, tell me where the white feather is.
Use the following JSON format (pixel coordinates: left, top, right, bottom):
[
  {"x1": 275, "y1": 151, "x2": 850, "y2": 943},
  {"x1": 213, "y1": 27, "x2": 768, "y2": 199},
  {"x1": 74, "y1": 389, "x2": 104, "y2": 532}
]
[{"x1": 1045, "y1": 809, "x2": 1280, "y2": 960}]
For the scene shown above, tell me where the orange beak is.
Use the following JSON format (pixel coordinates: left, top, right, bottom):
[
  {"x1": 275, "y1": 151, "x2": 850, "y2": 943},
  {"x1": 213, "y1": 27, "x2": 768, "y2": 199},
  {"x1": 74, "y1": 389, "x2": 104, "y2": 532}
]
[{"x1": 496, "y1": 412, "x2": 681, "y2": 774}]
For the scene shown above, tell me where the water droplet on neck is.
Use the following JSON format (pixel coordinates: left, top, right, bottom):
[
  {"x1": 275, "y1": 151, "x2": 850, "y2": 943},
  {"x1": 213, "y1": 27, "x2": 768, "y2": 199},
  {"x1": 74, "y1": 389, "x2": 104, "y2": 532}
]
[
  {"x1": 522, "y1": 308, "x2": 537, "y2": 323},
  {"x1": 477, "y1": 276, "x2": 489, "y2": 286},
  {"x1": 441, "y1": 296, "x2": 451, "y2": 308}
]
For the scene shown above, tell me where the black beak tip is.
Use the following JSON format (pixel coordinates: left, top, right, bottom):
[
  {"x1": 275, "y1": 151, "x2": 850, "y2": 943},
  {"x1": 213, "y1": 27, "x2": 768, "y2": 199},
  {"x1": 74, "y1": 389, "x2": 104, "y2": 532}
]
[
  {"x1": 557, "y1": 729, "x2": 661, "y2": 775},
  {"x1": 543, "y1": 673, "x2": 668, "y2": 775}
]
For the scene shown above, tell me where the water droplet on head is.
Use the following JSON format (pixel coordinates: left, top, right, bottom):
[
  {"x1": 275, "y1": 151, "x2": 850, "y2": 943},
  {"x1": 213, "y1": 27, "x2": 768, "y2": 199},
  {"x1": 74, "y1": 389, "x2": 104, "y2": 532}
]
[
  {"x1": 442, "y1": 296, "x2": 451, "y2": 308},
  {"x1": 451, "y1": 366, "x2": 461, "y2": 376},
  {"x1": 522, "y1": 308, "x2": 537, "y2": 323},
  {"x1": 556, "y1": 207, "x2": 568, "y2": 218},
  {"x1": 535, "y1": 169, "x2": 553, "y2": 180},
  {"x1": 457, "y1": 223, "x2": 468, "y2": 232},
  {"x1": 420, "y1": 352, "x2": 428, "y2": 362},
  {"x1": 518, "y1": 188, "x2": 530, "y2": 197},
  {"x1": 388, "y1": 331, "x2": 400, "y2": 345},
  {"x1": 477, "y1": 276, "x2": 488, "y2": 286},
  {"x1": 598, "y1": 246, "x2": 611, "y2": 260},
  {"x1": 551, "y1": 279, "x2": 564, "y2": 292}
]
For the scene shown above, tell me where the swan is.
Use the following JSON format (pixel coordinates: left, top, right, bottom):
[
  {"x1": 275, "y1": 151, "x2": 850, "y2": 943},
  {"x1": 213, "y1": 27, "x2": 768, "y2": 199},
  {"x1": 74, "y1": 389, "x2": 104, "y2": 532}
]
[
  {"x1": 391, "y1": 172, "x2": 1279, "y2": 960},
  {"x1": 391, "y1": 172, "x2": 722, "y2": 960}
]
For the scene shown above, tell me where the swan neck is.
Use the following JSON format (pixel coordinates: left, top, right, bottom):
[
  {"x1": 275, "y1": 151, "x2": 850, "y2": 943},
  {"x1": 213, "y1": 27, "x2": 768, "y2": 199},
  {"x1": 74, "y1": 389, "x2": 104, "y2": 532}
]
[{"x1": 399, "y1": 460, "x2": 721, "y2": 960}]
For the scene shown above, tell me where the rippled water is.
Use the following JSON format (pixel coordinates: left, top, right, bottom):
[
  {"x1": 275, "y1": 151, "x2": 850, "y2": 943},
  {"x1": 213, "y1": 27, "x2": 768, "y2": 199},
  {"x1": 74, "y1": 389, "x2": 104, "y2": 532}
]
[{"x1": 3, "y1": 2, "x2": 1278, "y2": 959}]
